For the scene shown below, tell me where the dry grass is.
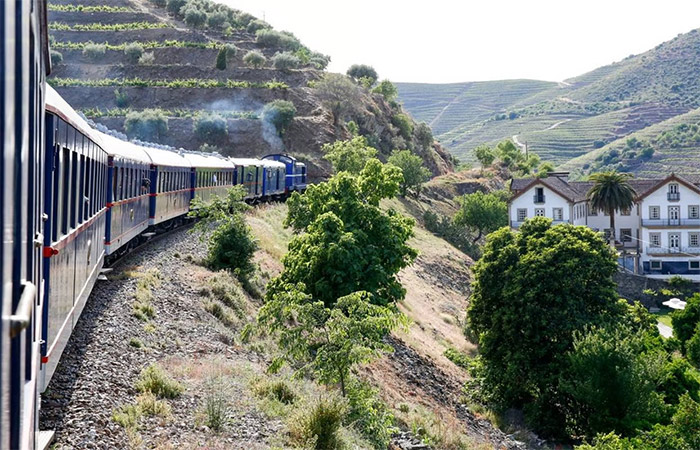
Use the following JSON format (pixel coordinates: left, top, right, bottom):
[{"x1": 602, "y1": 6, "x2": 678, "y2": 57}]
[{"x1": 246, "y1": 203, "x2": 292, "y2": 262}]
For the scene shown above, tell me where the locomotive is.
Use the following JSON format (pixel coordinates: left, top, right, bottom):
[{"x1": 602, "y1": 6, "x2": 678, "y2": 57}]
[{"x1": 1, "y1": 2, "x2": 307, "y2": 447}]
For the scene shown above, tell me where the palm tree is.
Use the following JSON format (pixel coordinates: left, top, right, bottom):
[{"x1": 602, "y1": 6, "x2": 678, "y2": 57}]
[{"x1": 587, "y1": 171, "x2": 636, "y2": 247}]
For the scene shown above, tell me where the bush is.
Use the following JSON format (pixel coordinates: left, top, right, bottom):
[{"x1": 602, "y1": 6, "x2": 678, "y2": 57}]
[
  {"x1": 82, "y1": 42, "x2": 106, "y2": 59},
  {"x1": 138, "y1": 51, "x2": 155, "y2": 65},
  {"x1": 135, "y1": 364, "x2": 184, "y2": 399},
  {"x1": 124, "y1": 109, "x2": 168, "y2": 141},
  {"x1": 166, "y1": 0, "x2": 186, "y2": 14},
  {"x1": 224, "y1": 44, "x2": 238, "y2": 60},
  {"x1": 183, "y1": 6, "x2": 206, "y2": 28},
  {"x1": 114, "y1": 89, "x2": 129, "y2": 108},
  {"x1": 289, "y1": 394, "x2": 347, "y2": 449},
  {"x1": 253, "y1": 378, "x2": 297, "y2": 404},
  {"x1": 387, "y1": 149, "x2": 431, "y2": 196},
  {"x1": 314, "y1": 73, "x2": 362, "y2": 126},
  {"x1": 415, "y1": 122, "x2": 433, "y2": 149},
  {"x1": 686, "y1": 323, "x2": 700, "y2": 367},
  {"x1": 50, "y1": 49, "x2": 63, "y2": 66},
  {"x1": 391, "y1": 113, "x2": 414, "y2": 141},
  {"x1": 206, "y1": 11, "x2": 228, "y2": 29},
  {"x1": 243, "y1": 50, "x2": 266, "y2": 69},
  {"x1": 215, "y1": 47, "x2": 227, "y2": 70},
  {"x1": 246, "y1": 19, "x2": 269, "y2": 33},
  {"x1": 347, "y1": 64, "x2": 378, "y2": 85},
  {"x1": 255, "y1": 29, "x2": 301, "y2": 51},
  {"x1": 272, "y1": 51, "x2": 300, "y2": 72},
  {"x1": 194, "y1": 113, "x2": 228, "y2": 144},
  {"x1": 309, "y1": 52, "x2": 330, "y2": 70},
  {"x1": 322, "y1": 136, "x2": 378, "y2": 174},
  {"x1": 346, "y1": 379, "x2": 396, "y2": 448},
  {"x1": 671, "y1": 293, "x2": 700, "y2": 346},
  {"x1": 204, "y1": 378, "x2": 230, "y2": 431},
  {"x1": 261, "y1": 100, "x2": 296, "y2": 136},
  {"x1": 124, "y1": 42, "x2": 144, "y2": 63},
  {"x1": 372, "y1": 79, "x2": 398, "y2": 101}
]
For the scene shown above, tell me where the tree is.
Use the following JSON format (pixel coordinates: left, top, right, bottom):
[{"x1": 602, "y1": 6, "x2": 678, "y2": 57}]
[
  {"x1": 415, "y1": 122, "x2": 434, "y2": 150},
  {"x1": 215, "y1": 47, "x2": 227, "y2": 70},
  {"x1": 166, "y1": 0, "x2": 186, "y2": 14},
  {"x1": 388, "y1": 149, "x2": 431, "y2": 197},
  {"x1": 453, "y1": 191, "x2": 507, "y2": 242},
  {"x1": 474, "y1": 144, "x2": 496, "y2": 168},
  {"x1": 206, "y1": 11, "x2": 228, "y2": 29},
  {"x1": 372, "y1": 79, "x2": 398, "y2": 101},
  {"x1": 188, "y1": 186, "x2": 257, "y2": 279},
  {"x1": 672, "y1": 294, "x2": 700, "y2": 346},
  {"x1": 468, "y1": 218, "x2": 622, "y2": 432},
  {"x1": 272, "y1": 51, "x2": 300, "y2": 72},
  {"x1": 124, "y1": 109, "x2": 168, "y2": 141},
  {"x1": 322, "y1": 136, "x2": 378, "y2": 174},
  {"x1": 183, "y1": 6, "x2": 207, "y2": 28},
  {"x1": 224, "y1": 44, "x2": 238, "y2": 60},
  {"x1": 347, "y1": 64, "x2": 378, "y2": 86},
  {"x1": 686, "y1": 323, "x2": 700, "y2": 367},
  {"x1": 261, "y1": 100, "x2": 297, "y2": 136},
  {"x1": 256, "y1": 29, "x2": 301, "y2": 51},
  {"x1": 587, "y1": 171, "x2": 636, "y2": 246},
  {"x1": 194, "y1": 113, "x2": 228, "y2": 145},
  {"x1": 314, "y1": 73, "x2": 362, "y2": 126},
  {"x1": 259, "y1": 160, "x2": 415, "y2": 395},
  {"x1": 243, "y1": 50, "x2": 267, "y2": 69},
  {"x1": 391, "y1": 113, "x2": 414, "y2": 141}
]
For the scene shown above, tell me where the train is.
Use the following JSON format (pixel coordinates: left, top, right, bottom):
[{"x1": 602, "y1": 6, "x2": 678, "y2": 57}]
[{"x1": 1, "y1": 2, "x2": 308, "y2": 447}]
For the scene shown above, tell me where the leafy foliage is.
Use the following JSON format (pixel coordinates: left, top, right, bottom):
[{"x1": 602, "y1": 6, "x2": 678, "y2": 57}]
[
  {"x1": 372, "y1": 80, "x2": 398, "y2": 101},
  {"x1": 243, "y1": 50, "x2": 267, "y2": 69},
  {"x1": 124, "y1": 42, "x2": 144, "y2": 63},
  {"x1": 215, "y1": 47, "x2": 227, "y2": 70},
  {"x1": 48, "y1": 77, "x2": 287, "y2": 90},
  {"x1": 453, "y1": 191, "x2": 508, "y2": 242},
  {"x1": 272, "y1": 51, "x2": 300, "y2": 72},
  {"x1": 387, "y1": 149, "x2": 431, "y2": 196},
  {"x1": 313, "y1": 73, "x2": 362, "y2": 126},
  {"x1": 322, "y1": 136, "x2": 378, "y2": 174},
  {"x1": 189, "y1": 186, "x2": 257, "y2": 279},
  {"x1": 50, "y1": 21, "x2": 170, "y2": 31},
  {"x1": 124, "y1": 109, "x2": 168, "y2": 141},
  {"x1": 193, "y1": 112, "x2": 228, "y2": 144},
  {"x1": 345, "y1": 379, "x2": 396, "y2": 448},
  {"x1": 261, "y1": 100, "x2": 297, "y2": 136},
  {"x1": 474, "y1": 144, "x2": 496, "y2": 167},
  {"x1": 255, "y1": 29, "x2": 302, "y2": 51},
  {"x1": 82, "y1": 42, "x2": 106, "y2": 59},
  {"x1": 671, "y1": 293, "x2": 700, "y2": 346},
  {"x1": 347, "y1": 64, "x2": 378, "y2": 86},
  {"x1": 391, "y1": 113, "x2": 414, "y2": 141}
]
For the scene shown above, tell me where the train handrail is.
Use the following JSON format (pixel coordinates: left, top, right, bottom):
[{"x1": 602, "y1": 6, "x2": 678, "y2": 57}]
[{"x1": 9, "y1": 281, "x2": 36, "y2": 338}]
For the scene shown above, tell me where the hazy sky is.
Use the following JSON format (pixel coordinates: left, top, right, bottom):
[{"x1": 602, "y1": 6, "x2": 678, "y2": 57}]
[{"x1": 221, "y1": 0, "x2": 700, "y2": 84}]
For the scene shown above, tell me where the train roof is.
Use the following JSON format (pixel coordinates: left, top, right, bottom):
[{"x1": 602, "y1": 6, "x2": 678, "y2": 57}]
[
  {"x1": 182, "y1": 152, "x2": 234, "y2": 169},
  {"x1": 142, "y1": 146, "x2": 191, "y2": 168},
  {"x1": 97, "y1": 131, "x2": 152, "y2": 164},
  {"x1": 230, "y1": 157, "x2": 264, "y2": 166},
  {"x1": 259, "y1": 159, "x2": 286, "y2": 168},
  {"x1": 45, "y1": 85, "x2": 104, "y2": 145}
]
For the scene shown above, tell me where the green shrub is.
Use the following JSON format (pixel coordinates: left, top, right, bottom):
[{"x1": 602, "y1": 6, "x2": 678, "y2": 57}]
[
  {"x1": 112, "y1": 404, "x2": 141, "y2": 428},
  {"x1": 183, "y1": 6, "x2": 207, "y2": 28},
  {"x1": 224, "y1": 44, "x2": 238, "y2": 60},
  {"x1": 387, "y1": 149, "x2": 430, "y2": 196},
  {"x1": 204, "y1": 378, "x2": 230, "y2": 431},
  {"x1": 289, "y1": 394, "x2": 347, "y2": 450},
  {"x1": 391, "y1": 113, "x2": 414, "y2": 141},
  {"x1": 206, "y1": 11, "x2": 228, "y2": 29},
  {"x1": 444, "y1": 347, "x2": 471, "y2": 369},
  {"x1": 215, "y1": 47, "x2": 227, "y2": 70},
  {"x1": 135, "y1": 364, "x2": 184, "y2": 399},
  {"x1": 124, "y1": 42, "x2": 144, "y2": 63},
  {"x1": 246, "y1": 19, "x2": 269, "y2": 33},
  {"x1": 347, "y1": 64, "x2": 378, "y2": 85},
  {"x1": 272, "y1": 51, "x2": 300, "y2": 72},
  {"x1": 346, "y1": 379, "x2": 396, "y2": 449},
  {"x1": 82, "y1": 42, "x2": 106, "y2": 59},
  {"x1": 137, "y1": 392, "x2": 171, "y2": 417},
  {"x1": 372, "y1": 79, "x2": 398, "y2": 101},
  {"x1": 255, "y1": 29, "x2": 301, "y2": 51},
  {"x1": 686, "y1": 323, "x2": 700, "y2": 367},
  {"x1": 50, "y1": 49, "x2": 63, "y2": 66},
  {"x1": 261, "y1": 100, "x2": 296, "y2": 136},
  {"x1": 194, "y1": 112, "x2": 228, "y2": 144},
  {"x1": 243, "y1": 50, "x2": 266, "y2": 69},
  {"x1": 209, "y1": 272, "x2": 247, "y2": 318},
  {"x1": 166, "y1": 0, "x2": 187, "y2": 14},
  {"x1": 672, "y1": 294, "x2": 700, "y2": 345},
  {"x1": 309, "y1": 52, "x2": 330, "y2": 70},
  {"x1": 253, "y1": 379, "x2": 297, "y2": 404},
  {"x1": 138, "y1": 52, "x2": 155, "y2": 65},
  {"x1": 124, "y1": 109, "x2": 168, "y2": 141},
  {"x1": 114, "y1": 89, "x2": 129, "y2": 108}
]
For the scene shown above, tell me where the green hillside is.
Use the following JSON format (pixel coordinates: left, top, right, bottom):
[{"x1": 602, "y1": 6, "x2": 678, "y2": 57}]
[{"x1": 398, "y1": 28, "x2": 700, "y2": 172}]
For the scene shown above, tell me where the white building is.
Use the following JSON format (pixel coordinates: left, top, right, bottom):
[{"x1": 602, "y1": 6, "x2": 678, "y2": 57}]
[{"x1": 509, "y1": 173, "x2": 700, "y2": 276}]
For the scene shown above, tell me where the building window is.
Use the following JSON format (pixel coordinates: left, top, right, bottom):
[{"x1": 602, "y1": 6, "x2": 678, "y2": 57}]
[
  {"x1": 535, "y1": 208, "x2": 545, "y2": 217},
  {"x1": 650, "y1": 260, "x2": 662, "y2": 270},
  {"x1": 649, "y1": 206, "x2": 660, "y2": 220},
  {"x1": 690, "y1": 205, "x2": 700, "y2": 219},
  {"x1": 588, "y1": 203, "x2": 597, "y2": 216},
  {"x1": 690, "y1": 261, "x2": 700, "y2": 270},
  {"x1": 553, "y1": 208, "x2": 563, "y2": 221},
  {"x1": 534, "y1": 187, "x2": 545, "y2": 204},
  {"x1": 517, "y1": 209, "x2": 527, "y2": 222},
  {"x1": 621, "y1": 207, "x2": 631, "y2": 216},
  {"x1": 668, "y1": 183, "x2": 680, "y2": 201},
  {"x1": 650, "y1": 233, "x2": 661, "y2": 247},
  {"x1": 690, "y1": 233, "x2": 700, "y2": 247},
  {"x1": 621, "y1": 229, "x2": 632, "y2": 242},
  {"x1": 669, "y1": 183, "x2": 679, "y2": 194}
]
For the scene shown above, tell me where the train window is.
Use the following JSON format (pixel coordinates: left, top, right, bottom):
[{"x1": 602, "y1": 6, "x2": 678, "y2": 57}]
[
  {"x1": 119, "y1": 167, "x2": 125, "y2": 201},
  {"x1": 86, "y1": 157, "x2": 93, "y2": 217},
  {"x1": 78, "y1": 154, "x2": 86, "y2": 223},
  {"x1": 70, "y1": 151, "x2": 78, "y2": 229},
  {"x1": 58, "y1": 119, "x2": 67, "y2": 149}
]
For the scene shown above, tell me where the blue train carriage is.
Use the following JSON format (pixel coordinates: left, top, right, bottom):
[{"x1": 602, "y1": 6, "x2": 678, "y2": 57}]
[
  {"x1": 261, "y1": 159, "x2": 287, "y2": 200},
  {"x1": 262, "y1": 153, "x2": 307, "y2": 195},
  {"x1": 100, "y1": 133, "x2": 152, "y2": 256},
  {"x1": 142, "y1": 147, "x2": 191, "y2": 229},
  {"x1": 2, "y1": 0, "x2": 51, "y2": 446},
  {"x1": 230, "y1": 158, "x2": 264, "y2": 201},
  {"x1": 42, "y1": 89, "x2": 109, "y2": 394},
  {"x1": 183, "y1": 153, "x2": 236, "y2": 204}
]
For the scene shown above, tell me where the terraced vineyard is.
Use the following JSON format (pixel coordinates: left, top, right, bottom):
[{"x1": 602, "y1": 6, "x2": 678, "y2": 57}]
[
  {"x1": 398, "y1": 27, "x2": 700, "y2": 173},
  {"x1": 48, "y1": 0, "x2": 453, "y2": 179}
]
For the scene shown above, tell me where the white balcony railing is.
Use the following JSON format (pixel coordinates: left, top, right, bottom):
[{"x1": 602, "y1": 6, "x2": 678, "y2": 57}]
[
  {"x1": 642, "y1": 218, "x2": 700, "y2": 227},
  {"x1": 645, "y1": 246, "x2": 700, "y2": 255}
]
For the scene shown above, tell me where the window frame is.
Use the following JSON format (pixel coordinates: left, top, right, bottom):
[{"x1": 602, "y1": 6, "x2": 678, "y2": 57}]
[
  {"x1": 689, "y1": 205, "x2": 700, "y2": 219},
  {"x1": 690, "y1": 261, "x2": 700, "y2": 270},
  {"x1": 650, "y1": 233, "x2": 661, "y2": 247},
  {"x1": 650, "y1": 260, "x2": 662, "y2": 270},
  {"x1": 517, "y1": 208, "x2": 527, "y2": 222},
  {"x1": 649, "y1": 206, "x2": 660, "y2": 220},
  {"x1": 552, "y1": 207, "x2": 563, "y2": 221},
  {"x1": 534, "y1": 208, "x2": 545, "y2": 217}
]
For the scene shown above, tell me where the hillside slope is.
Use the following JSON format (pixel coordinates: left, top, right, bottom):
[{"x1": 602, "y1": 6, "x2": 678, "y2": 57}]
[
  {"x1": 48, "y1": 0, "x2": 453, "y2": 179},
  {"x1": 398, "y1": 28, "x2": 700, "y2": 175}
]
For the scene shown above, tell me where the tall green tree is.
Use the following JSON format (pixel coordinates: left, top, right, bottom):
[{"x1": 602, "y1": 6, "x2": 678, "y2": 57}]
[
  {"x1": 587, "y1": 171, "x2": 636, "y2": 246},
  {"x1": 322, "y1": 136, "x2": 378, "y2": 174},
  {"x1": 468, "y1": 218, "x2": 623, "y2": 433},
  {"x1": 453, "y1": 191, "x2": 508, "y2": 242},
  {"x1": 387, "y1": 149, "x2": 431, "y2": 197},
  {"x1": 474, "y1": 144, "x2": 495, "y2": 168}
]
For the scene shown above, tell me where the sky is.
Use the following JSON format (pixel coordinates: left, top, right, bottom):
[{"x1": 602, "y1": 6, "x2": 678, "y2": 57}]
[{"x1": 221, "y1": 0, "x2": 700, "y2": 84}]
